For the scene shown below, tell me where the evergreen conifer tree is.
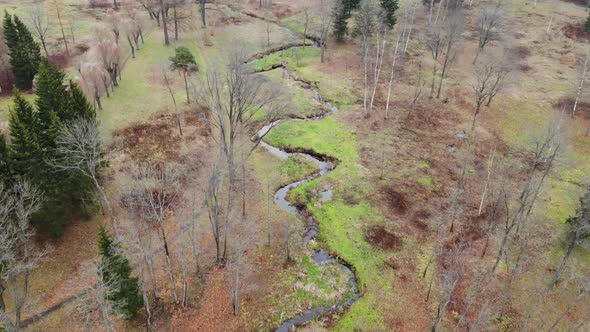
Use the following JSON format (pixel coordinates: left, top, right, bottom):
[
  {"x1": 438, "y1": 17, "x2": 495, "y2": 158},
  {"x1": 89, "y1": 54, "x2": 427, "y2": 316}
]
[
  {"x1": 380, "y1": 0, "x2": 399, "y2": 30},
  {"x1": 2, "y1": 12, "x2": 41, "y2": 90},
  {"x1": 585, "y1": 13, "x2": 590, "y2": 33},
  {"x1": 333, "y1": 0, "x2": 361, "y2": 42},
  {"x1": 98, "y1": 227, "x2": 144, "y2": 319}
]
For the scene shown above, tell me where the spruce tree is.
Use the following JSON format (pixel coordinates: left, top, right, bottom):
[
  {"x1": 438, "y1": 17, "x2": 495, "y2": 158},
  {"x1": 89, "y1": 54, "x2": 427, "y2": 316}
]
[
  {"x1": 333, "y1": 0, "x2": 361, "y2": 42},
  {"x1": 380, "y1": 0, "x2": 399, "y2": 30},
  {"x1": 8, "y1": 91, "x2": 39, "y2": 179},
  {"x1": 6, "y1": 62, "x2": 99, "y2": 237},
  {"x1": 98, "y1": 227, "x2": 144, "y2": 319},
  {"x1": 585, "y1": 13, "x2": 590, "y2": 33},
  {"x1": 2, "y1": 12, "x2": 41, "y2": 90},
  {"x1": 0, "y1": 135, "x2": 11, "y2": 185}
]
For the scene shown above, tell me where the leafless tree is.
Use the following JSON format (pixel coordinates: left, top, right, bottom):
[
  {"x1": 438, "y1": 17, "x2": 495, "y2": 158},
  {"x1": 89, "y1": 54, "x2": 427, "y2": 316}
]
[
  {"x1": 90, "y1": 25, "x2": 123, "y2": 92},
  {"x1": 432, "y1": 244, "x2": 464, "y2": 332},
  {"x1": 27, "y1": 4, "x2": 50, "y2": 58},
  {"x1": 47, "y1": 0, "x2": 70, "y2": 56},
  {"x1": 404, "y1": 62, "x2": 425, "y2": 123},
  {"x1": 159, "y1": 0, "x2": 170, "y2": 45},
  {"x1": 473, "y1": 2, "x2": 504, "y2": 64},
  {"x1": 551, "y1": 189, "x2": 590, "y2": 286},
  {"x1": 226, "y1": 216, "x2": 252, "y2": 316},
  {"x1": 119, "y1": 194, "x2": 156, "y2": 325},
  {"x1": 106, "y1": 9, "x2": 123, "y2": 45},
  {"x1": 199, "y1": 0, "x2": 207, "y2": 27},
  {"x1": 355, "y1": 0, "x2": 379, "y2": 114},
  {"x1": 160, "y1": 65, "x2": 183, "y2": 136},
  {"x1": 74, "y1": 261, "x2": 117, "y2": 332},
  {"x1": 471, "y1": 56, "x2": 510, "y2": 131},
  {"x1": 317, "y1": 0, "x2": 335, "y2": 63},
  {"x1": 0, "y1": 181, "x2": 46, "y2": 330},
  {"x1": 426, "y1": 23, "x2": 444, "y2": 98},
  {"x1": 573, "y1": 48, "x2": 590, "y2": 115},
  {"x1": 491, "y1": 115, "x2": 563, "y2": 275},
  {"x1": 206, "y1": 165, "x2": 226, "y2": 265},
  {"x1": 436, "y1": 7, "x2": 464, "y2": 99},
  {"x1": 168, "y1": 0, "x2": 193, "y2": 41},
  {"x1": 50, "y1": 118, "x2": 116, "y2": 233},
  {"x1": 137, "y1": 0, "x2": 162, "y2": 26},
  {"x1": 131, "y1": 163, "x2": 183, "y2": 303},
  {"x1": 384, "y1": 34, "x2": 402, "y2": 119},
  {"x1": 79, "y1": 61, "x2": 110, "y2": 109}
]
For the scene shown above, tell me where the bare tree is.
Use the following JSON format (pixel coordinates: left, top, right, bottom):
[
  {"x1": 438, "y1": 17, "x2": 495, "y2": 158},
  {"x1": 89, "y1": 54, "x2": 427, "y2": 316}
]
[
  {"x1": 105, "y1": 9, "x2": 123, "y2": 45},
  {"x1": 404, "y1": 62, "x2": 425, "y2": 123},
  {"x1": 317, "y1": 0, "x2": 335, "y2": 63},
  {"x1": 471, "y1": 56, "x2": 510, "y2": 132},
  {"x1": 436, "y1": 7, "x2": 464, "y2": 99},
  {"x1": 0, "y1": 181, "x2": 46, "y2": 330},
  {"x1": 50, "y1": 118, "x2": 115, "y2": 232},
  {"x1": 197, "y1": 46, "x2": 284, "y2": 265},
  {"x1": 137, "y1": 0, "x2": 162, "y2": 26},
  {"x1": 28, "y1": 4, "x2": 50, "y2": 58},
  {"x1": 573, "y1": 48, "x2": 590, "y2": 115},
  {"x1": 384, "y1": 34, "x2": 402, "y2": 119},
  {"x1": 199, "y1": 0, "x2": 207, "y2": 27},
  {"x1": 131, "y1": 163, "x2": 183, "y2": 304},
  {"x1": 159, "y1": 0, "x2": 170, "y2": 45},
  {"x1": 47, "y1": 0, "x2": 70, "y2": 56},
  {"x1": 432, "y1": 244, "x2": 464, "y2": 332},
  {"x1": 426, "y1": 23, "x2": 444, "y2": 98},
  {"x1": 75, "y1": 261, "x2": 117, "y2": 332},
  {"x1": 160, "y1": 66, "x2": 183, "y2": 136},
  {"x1": 551, "y1": 189, "x2": 590, "y2": 286},
  {"x1": 491, "y1": 115, "x2": 563, "y2": 275},
  {"x1": 91, "y1": 25, "x2": 123, "y2": 90},
  {"x1": 354, "y1": 0, "x2": 379, "y2": 114},
  {"x1": 473, "y1": 2, "x2": 504, "y2": 64},
  {"x1": 168, "y1": 0, "x2": 193, "y2": 41},
  {"x1": 79, "y1": 61, "x2": 110, "y2": 109}
]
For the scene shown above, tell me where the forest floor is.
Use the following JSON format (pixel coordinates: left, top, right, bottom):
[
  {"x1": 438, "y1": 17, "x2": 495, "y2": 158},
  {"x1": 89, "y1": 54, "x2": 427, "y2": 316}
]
[{"x1": 1, "y1": 0, "x2": 589, "y2": 331}]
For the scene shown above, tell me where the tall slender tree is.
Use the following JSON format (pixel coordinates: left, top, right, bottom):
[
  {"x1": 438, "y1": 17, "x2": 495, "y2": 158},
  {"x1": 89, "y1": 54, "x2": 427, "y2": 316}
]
[
  {"x1": 98, "y1": 227, "x2": 144, "y2": 319},
  {"x1": 3, "y1": 12, "x2": 42, "y2": 90}
]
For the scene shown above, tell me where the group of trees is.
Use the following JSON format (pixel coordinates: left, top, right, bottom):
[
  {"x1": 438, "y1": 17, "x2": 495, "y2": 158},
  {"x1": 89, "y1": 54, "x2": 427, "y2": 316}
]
[
  {"x1": 1, "y1": 59, "x2": 98, "y2": 237},
  {"x1": 135, "y1": 0, "x2": 197, "y2": 45},
  {"x1": 78, "y1": 6, "x2": 147, "y2": 111}
]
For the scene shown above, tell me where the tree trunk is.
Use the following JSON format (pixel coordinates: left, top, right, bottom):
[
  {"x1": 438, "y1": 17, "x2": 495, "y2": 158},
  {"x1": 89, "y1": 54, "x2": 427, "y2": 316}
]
[
  {"x1": 128, "y1": 36, "x2": 135, "y2": 58},
  {"x1": 551, "y1": 236, "x2": 577, "y2": 286},
  {"x1": 113, "y1": 0, "x2": 119, "y2": 10},
  {"x1": 160, "y1": 0, "x2": 170, "y2": 45},
  {"x1": 200, "y1": 0, "x2": 207, "y2": 27},
  {"x1": 183, "y1": 71, "x2": 190, "y2": 104}
]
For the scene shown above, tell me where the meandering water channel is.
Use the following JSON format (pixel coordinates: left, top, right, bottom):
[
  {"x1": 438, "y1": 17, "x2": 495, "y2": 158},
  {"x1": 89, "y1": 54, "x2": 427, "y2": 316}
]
[{"x1": 251, "y1": 53, "x2": 361, "y2": 330}]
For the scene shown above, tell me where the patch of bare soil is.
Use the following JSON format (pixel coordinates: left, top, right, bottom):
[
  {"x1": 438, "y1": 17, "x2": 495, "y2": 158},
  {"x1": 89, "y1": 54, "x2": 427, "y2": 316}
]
[{"x1": 365, "y1": 226, "x2": 402, "y2": 251}]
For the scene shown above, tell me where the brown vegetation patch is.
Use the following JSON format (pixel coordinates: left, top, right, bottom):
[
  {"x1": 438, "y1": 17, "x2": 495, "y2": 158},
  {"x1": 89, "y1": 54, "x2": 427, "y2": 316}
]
[
  {"x1": 562, "y1": 23, "x2": 590, "y2": 42},
  {"x1": 513, "y1": 45, "x2": 531, "y2": 59},
  {"x1": 381, "y1": 186, "x2": 409, "y2": 214},
  {"x1": 412, "y1": 210, "x2": 431, "y2": 231},
  {"x1": 365, "y1": 226, "x2": 402, "y2": 251},
  {"x1": 554, "y1": 96, "x2": 590, "y2": 116}
]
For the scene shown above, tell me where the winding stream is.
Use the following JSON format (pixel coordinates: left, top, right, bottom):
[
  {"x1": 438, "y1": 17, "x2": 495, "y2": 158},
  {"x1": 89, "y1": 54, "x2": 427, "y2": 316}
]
[{"x1": 252, "y1": 61, "x2": 360, "y2": 330}]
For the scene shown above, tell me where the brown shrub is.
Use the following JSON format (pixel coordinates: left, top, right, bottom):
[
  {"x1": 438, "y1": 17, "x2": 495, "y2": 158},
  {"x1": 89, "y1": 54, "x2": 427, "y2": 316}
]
[
  {"x1": 382, "y1": 186, "x2": 409, "y2": 214},
  {"x1": 562, "y1": 23, "x2": 590, "y2": 42},
  {"x1": 513, "y1": 45, "x2": 531, "y2": 59},
  {"x1": 365, "y1": 226, "x2": 402, "y2": 251}
]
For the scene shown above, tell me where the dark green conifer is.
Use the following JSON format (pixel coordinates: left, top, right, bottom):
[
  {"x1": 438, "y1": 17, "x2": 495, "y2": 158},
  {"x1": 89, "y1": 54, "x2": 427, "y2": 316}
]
[
  {"x1": 2, "y1": 12, "x2": 41, "y2": 90},
  {"x1": 98, "y1": 227, "x2": 144, "y2": 319},
  {"x1": 380, "y1": 0, "x2": 399, "y2": 30}
]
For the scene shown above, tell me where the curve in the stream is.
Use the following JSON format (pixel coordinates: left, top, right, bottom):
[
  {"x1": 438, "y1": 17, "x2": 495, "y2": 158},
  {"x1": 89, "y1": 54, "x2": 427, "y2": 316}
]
[{"x1": 252, "y1": 64, "x2": 360, "y2": 331}]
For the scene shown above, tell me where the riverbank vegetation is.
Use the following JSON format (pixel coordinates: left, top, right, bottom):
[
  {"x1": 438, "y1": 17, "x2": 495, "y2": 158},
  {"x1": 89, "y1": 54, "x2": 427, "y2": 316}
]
[{"x1": 0, "y1": 0, "x2": 589, "y2": 331}]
